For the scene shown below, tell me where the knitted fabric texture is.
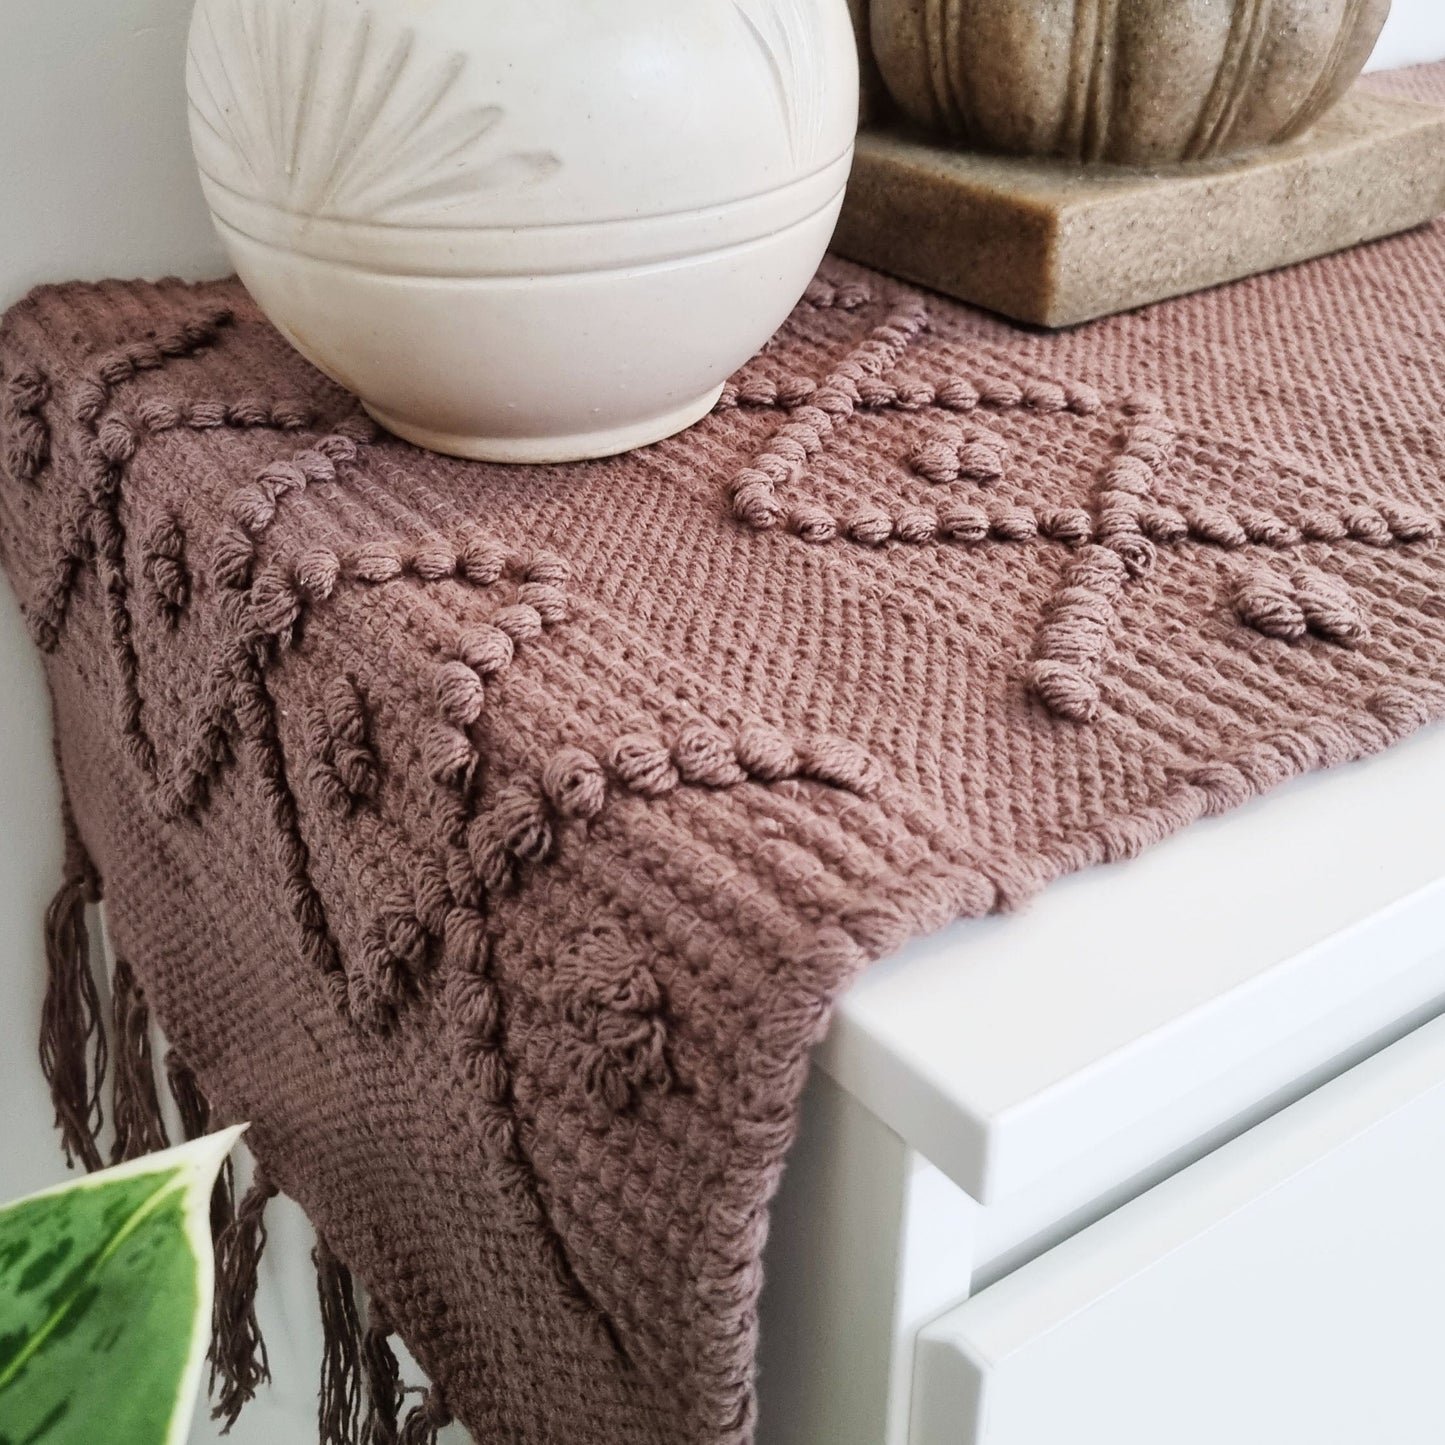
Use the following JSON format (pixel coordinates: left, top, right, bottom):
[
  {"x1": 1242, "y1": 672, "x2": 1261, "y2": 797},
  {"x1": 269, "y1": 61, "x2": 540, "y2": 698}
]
[{"x1": 3, "y1": 61, "x2": 1445, "y2": 1445}]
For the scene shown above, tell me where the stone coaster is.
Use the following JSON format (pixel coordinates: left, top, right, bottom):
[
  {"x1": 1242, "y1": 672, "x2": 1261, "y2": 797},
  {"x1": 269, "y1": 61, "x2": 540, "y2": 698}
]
[{"x1": 833, "y1": 85, "x2": 1445, "y2": 329}]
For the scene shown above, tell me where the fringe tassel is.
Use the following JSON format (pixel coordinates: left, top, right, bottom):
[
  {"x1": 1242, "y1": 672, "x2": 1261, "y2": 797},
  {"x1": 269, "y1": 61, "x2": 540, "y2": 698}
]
[
  {"x1": 40, "y1": 870, "x2": 107, "y2": 1172},
  {"x1": 109, "y1": 957, "x2": 169, "y2": 1164},
  {"x1": 398, "y1": 1387, "x2": 452, "y2": 1445},
  {"x1": 166, "y1": 1051, "x2": 239, "y2": 1245},
  {"x1": 211, "y1": 1168, "x2": 277, "y2": 1428},
  {"x1": 316, "y1": 1237, "x2": 365, "y2": 1445},
  {"x1": 166, "y1": 1050, "x2": 212, "y2": 1139},
  {"x1": 361, "y1": 1301, "x2": 404, "y2": 1445}
]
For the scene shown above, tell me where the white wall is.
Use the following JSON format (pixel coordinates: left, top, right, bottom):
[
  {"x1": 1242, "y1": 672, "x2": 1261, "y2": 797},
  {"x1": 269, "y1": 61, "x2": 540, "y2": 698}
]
[
  {"x1": 0, "y1": 0, "x2": 225, "y2": 312},
  {"x1": 1368, "y1": 0, "x2": 1445, "y2": 72}
]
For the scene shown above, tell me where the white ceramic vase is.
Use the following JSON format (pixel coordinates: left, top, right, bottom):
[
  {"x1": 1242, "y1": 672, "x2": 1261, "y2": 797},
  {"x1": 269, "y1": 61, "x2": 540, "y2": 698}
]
[{"x1": 186, "y1": 0, "x2": 859, "y2": 463}]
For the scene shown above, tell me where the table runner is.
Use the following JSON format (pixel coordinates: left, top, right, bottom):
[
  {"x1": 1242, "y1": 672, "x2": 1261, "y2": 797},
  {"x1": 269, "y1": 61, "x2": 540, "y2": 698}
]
[{"x1": 3, "y1": 60, "x2": 1444, "y2": 1445}]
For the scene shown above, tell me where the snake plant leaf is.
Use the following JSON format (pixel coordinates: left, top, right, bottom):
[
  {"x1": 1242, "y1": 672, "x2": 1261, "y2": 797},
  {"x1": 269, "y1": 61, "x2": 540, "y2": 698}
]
[{"x1": 0, "y1": 1125, "x2": 245, "y2": 1445}]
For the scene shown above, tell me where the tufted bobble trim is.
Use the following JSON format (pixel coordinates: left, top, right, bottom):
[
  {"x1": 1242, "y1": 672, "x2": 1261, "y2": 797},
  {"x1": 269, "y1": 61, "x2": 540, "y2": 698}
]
[
  {"x1": 606, "y1": 733, "x2": 680, "y2": 798},
  {"x1": 1039, "y1": 507, "x2": 1094, "y2": 545},
  {"x1": 213, "y1": 527, "x2": 258, "y2": 591},
  {"x1": 351, "y1": 888, "x2": 434, "y2": 1033},
  {"x1": 19, "y1": 311, "x2": 361, "y2": 1032},
  {"x1": 796, "y1": 735, "x2": 885, "y2": 794},
  {"x1": 801, "y1": 276, "x2": 873, "y2": 310},
  {"x1": 542, "y1": 746, "x2": 609, "y2": 820},
  {"x1": 1375, "y1": 504, "x2": 1441, "y2": 544},
  {"x1": 422, "y1": 719, "x2": 477, "y2": 794},
  {"x1": 1293, "y1": 568, "x2": 1369, "y2": 646},
  {"x1": 674, "y1": 719, "x2": 750, "y2": 787},
  {"x1": 1188, "y1": 506, "x2": 1250, "y2": 548},
  {"x1": 72, "y1": 307, "x2": 235, "y2": 426},
  {"x1": 338, "y1": 535, "x2": 571, "y2": 613},
  {"x1": 306, "y1": 675, "x2": 380, "y2": 814},
  {"x1": 735, "y1": 372, "x2": 1135, "y2": 553},
  {"x1": 730, "y1": 301, "x2": 930, "y2": 527},
  {"x1": 1232, "y1": 565, "x2": 1369, "y2": 646},
  {"x1": 734, "y1": 720, "x2": 800, "y2": 779},
  {"x1": 610, "y1": 721, "x2": 837, "y2": 797},
  {"x1": 134, "y1": 395, "x2": 315, "y2": 434},
  {"x1": 458, "y1": 624, "x2": 515, "y2": 675},
  {"x1": 229, "y1": 436, "x2": 356, "y2": 536},
  {"x1": 248, "y1": 549, "x2": 341, "y2": 643},
  {"x1": 1028, "y1": 546, "x2": 1129, "y2": 723},
  {"x1": 1181, "y1": 505, "x2": 1443, "y2": 550},
  {"x1": 1232, "y1": 567, "x2": 1307, "y2": 641},
  {"x1": 1139, "y1": 506, "x2": 1190, "y2": 543},
  {"x1": 1093, "y1": 411, "x2": 1174, "y2": 578},
  {"x1": 496, "y1": 776, "x2": 555, "y2": 863},
  {"x1": 1018, "y1": 405, "x2": 1179, "y2": 723},
  {"x1": 845, "y1": 373, "x2": 1100, "y2": 416},
  {"x1": 445, "y1": 963, "x2": 503, "y2": 1084},
  {"x1": 791, "y1": 497, "x2": 1059, "y2": 549},
  {"x1": 420, "y1": 568, "x2": 573, "y2": 801},
  {"x1": 3, "y1": 364, "x2": 51, "y2": 482},
  {"x1": 140, "y1": 509, "x2": 190, "y2": 626},
  {"x1": 548, "y1": 923, "x2": 672, "y2": 1128},
  {"x1": 464, "y1": 776, "x2": 551, "y2": 896},
  {"x1": 434, "y1": 658, "x2": 486, "y2": 728},
  {"x1": 492, "y1": 602, "x2": 545, "y2": 646},
  {"x1": 467, "y1": 720, "x2": 883, "y2": 895},
  {"x1": 720, "y1": 353, "x2": 1100, "y2": 423},
  {"x1": 906, "y1": 423, "x2": 1006, "y2": 485}
]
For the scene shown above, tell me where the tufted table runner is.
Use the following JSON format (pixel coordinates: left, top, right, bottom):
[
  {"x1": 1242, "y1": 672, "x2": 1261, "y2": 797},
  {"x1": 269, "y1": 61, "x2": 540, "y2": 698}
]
[{"x1": 4, "y1": 60, "x2": 1445, "y2": 1445}]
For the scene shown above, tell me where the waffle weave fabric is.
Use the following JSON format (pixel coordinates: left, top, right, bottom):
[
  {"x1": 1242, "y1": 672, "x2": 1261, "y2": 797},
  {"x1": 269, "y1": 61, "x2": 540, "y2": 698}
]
[{"x1": 3, "y1": 61, "x2": 1444, "y2": 1445}]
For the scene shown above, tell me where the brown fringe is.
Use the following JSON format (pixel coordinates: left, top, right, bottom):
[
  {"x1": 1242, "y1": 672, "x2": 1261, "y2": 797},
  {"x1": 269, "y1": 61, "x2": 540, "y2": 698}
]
[
  {"x1": 39, "y1": 873, "x2": 107, "y2": 1171},
  {"x1": 211, "y1": 1168, "x2": 277, "y2": 1428},
  {"x1": 361, "y1": 1301, "x2": 404, "y2": 1445},
  {"x1": 397, "y1": 1387, "x2": 452, "y2": 1445},
  {"x1": 316, "y1": 1237, "x2": 365, "y2": 1445},
  {"x1": 166, "y1": 1051, "x2": 239, "y2": 1245},
  {"x1": 109, "y1": 957, "x2": 169, "y2": 1164}
]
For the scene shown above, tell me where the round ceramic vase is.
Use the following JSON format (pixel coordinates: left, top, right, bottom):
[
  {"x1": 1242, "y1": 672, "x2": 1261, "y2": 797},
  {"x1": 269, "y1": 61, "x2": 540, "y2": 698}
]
[{"x1": 187, "y1": 0, "x2": 860, "y2": 462}]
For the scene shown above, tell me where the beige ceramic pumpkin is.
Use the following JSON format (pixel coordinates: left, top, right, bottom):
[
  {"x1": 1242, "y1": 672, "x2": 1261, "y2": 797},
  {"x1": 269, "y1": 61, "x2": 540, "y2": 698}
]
[{"x1": 867, "y1": 0, "x2": 1391, "y2": 165}]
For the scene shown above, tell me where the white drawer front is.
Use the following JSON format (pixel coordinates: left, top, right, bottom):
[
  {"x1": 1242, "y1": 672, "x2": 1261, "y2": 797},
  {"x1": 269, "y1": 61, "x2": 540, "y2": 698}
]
[{"x1": 912, "y1": 1010, "x2": 1445, "y2": 1445}]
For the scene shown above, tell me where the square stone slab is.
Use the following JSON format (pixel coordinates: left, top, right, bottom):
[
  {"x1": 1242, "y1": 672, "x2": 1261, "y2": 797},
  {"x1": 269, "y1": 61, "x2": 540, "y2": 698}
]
[{"x1": 832, "y1": 84, "x2": 1445, "y2": 329}]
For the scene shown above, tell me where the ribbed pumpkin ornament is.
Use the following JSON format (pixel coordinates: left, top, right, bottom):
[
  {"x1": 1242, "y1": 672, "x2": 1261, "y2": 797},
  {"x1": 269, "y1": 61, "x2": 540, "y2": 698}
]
[{"x1": 868, "y1": 0, "x2": 1391, "y2": 165}]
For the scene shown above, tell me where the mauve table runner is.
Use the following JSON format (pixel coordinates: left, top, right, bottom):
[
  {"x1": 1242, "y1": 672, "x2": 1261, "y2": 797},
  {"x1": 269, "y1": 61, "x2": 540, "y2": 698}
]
[{"x1": 3, "y1": 62, "x2": 1445, "y2": 1445}]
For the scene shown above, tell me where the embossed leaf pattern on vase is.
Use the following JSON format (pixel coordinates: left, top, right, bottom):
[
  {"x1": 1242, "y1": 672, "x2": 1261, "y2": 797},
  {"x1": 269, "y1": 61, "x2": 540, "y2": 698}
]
[
  {"x1": 734, "y1": 0, "x2": 829, "y2": 166},
  {"x1": 187, "y1": 0, "x2": 561, "y2": 222}
]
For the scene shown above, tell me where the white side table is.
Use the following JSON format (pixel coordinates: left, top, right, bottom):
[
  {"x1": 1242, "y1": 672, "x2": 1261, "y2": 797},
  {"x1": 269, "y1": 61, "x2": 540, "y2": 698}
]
[{"x1": 758, "y1": 720, "x2": 1445, "y2": 1445}]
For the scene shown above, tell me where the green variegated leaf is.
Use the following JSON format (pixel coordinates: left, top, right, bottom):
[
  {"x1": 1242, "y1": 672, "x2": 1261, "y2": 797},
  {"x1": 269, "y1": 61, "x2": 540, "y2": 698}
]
[{"x1": 0, "y1": 1126, "x2": 245, "y2": 1445}]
